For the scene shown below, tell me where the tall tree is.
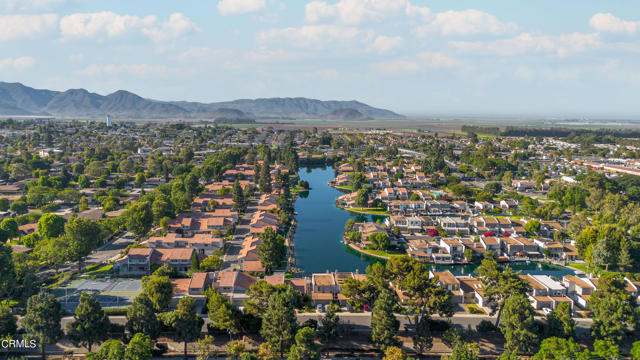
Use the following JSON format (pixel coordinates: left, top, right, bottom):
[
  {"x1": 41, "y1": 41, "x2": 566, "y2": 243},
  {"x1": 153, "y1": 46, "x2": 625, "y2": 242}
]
[
  {"x1": 22, "y1": 293, "x2": 64, "y2": 360},
  {"x1": 287, "y1": 327, "x2": 320, "y2": 360},
  {"x1": 67, "y1": 292, "x2": 111, "y2": 351},
  {"x1": 259, "y1": 163, "x2": 272, "y2": 193},
  {"x1": 124, "y1": 333, "x2": 153, "y2": 360},
  {"x1": 371, "y1": 289, "x2": 399, "y2": 349},
  {"x1": 533, "y1": 337, "x2": 581, "y2": 360},
  {"x1": 64, "y1": 216, "x2": 104, "y2": 271},
  {"x1": 206, "y1": 288, "x2": 243, "y2": 335},
  {"x1": 142, "y1": 275, "x2": 173, "y2": 312},
  {"x1": 257, "y1": 227, "x2": 285, "y2": 274},
  {"x1": 125, "y1": 295, "x2": 160, "y2": 340},
  {"x1": 37, "y1": 213, "x2": 65, "y2": 238},
  {"x1": 476, "y1": 251, "x2": 529, "y2": 325},
  {"x1": 443, "y1": 342, "x2": 479, "y2": 360},
  {"x1": 86, "y1": 339, "x2": 126, "y2": 360},
  {"x1": 161, "y1": 296, "x2": 204, "y2": 360},
  {"x1": 0, "y1": 301, "x2": 17, "y2": 337},
  {"x1": 545, "y1": 303, "x2": 575, "y2": 339},
  {"x1": 0, "y1": 218, "x2": 19, "y2": 241},
  {"x1": 232, "y1": 179, "x2": 245, "y2": 211},
  {"x1": 260, "y1": 291, "x2": 297, "y2": 359},
  {"x1": 0, "y1": 243, "x2": 15, "y2": 299},
  {"x1": 126, "y1": 201, "x2": 154, "y2": 237},
  {"x1": 319, "y1": 303, "x2": 340, "y2": 343},
  {"x1": 589, "y1": 274, "x2": 637, "y2": 344},
  {"x1": 499, "y1": 294, "x2": 538, "y2": 354}
]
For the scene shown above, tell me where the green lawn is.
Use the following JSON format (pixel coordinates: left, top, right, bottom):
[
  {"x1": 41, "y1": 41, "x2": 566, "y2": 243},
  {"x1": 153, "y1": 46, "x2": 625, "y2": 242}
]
[
  {"x1": 86, "y1": 264, "x2": 113, "y2": 275},
  {"x1": 345, "y1": 207, "x2": 389, "y2": 216},
  {"x1": 334, "y1": 185, "x2": 352, "y2": 191}
]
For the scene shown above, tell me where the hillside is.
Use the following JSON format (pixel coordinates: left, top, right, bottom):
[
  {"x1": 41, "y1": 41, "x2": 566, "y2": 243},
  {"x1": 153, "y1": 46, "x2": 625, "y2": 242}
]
[
  {"x1": 0, "y1": 82, "x2": 404, "y2": 119},
  {"x1": 322, "y1": 108, "x2": 372, "y2": 121}
]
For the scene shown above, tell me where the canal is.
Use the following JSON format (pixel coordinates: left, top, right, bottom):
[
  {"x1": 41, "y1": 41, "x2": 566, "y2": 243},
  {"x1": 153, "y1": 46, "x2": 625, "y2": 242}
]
[{"x1": 293, "y1": 166, "x2": 575, "y2": 277}]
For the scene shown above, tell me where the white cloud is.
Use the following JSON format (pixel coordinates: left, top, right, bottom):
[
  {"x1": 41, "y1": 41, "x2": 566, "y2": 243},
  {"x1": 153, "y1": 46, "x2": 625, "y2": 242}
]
[
  {"x1": 0, "y1": 56, "x2": 36, "y2": 70},
  {"x1": 453, "y1": 32, "x2": 602, "y2": 57},
  {"x1": 60, "y1": 11, "x2": 156, "y2": 38},
  {"x1": 404, "y1": 3, "x2": 430, "y2": 21},
  {"x1": 414, "y1": 9, "x2": 517, "y2": 37},
  {"x1": 369, "y1": 35, "x2": 404, "y2": 54},
  {"x1": 217, "y1": 0, "x2": 266, "y2": 16},
  {"x1": 371, "y1": 52, "x2": 458, "y2": 75},
  {"x1": 258, "y1": 24, "x2": 373, "y2": 48},
  {"x1": 589, "y1": 13, "x2": 640, "y2": 35},
  {"x1": 305, "y1": 0, "x2": 410, "y2": 25},
  {"x1": 0, "y1": 13, "x2": 57, "y2": 41},
  {"x1": 75, "y1": 63, "x2": 171, "y2": 76},
  {"x1": 141, "y1": 13, "x2": 198, "y2": 42},
  {"x1": 69, "y1": 53, "x2": 84, "y2": 61},
  {"x1": 59, "y1": 11, "x2": 197, "y2": 43}
]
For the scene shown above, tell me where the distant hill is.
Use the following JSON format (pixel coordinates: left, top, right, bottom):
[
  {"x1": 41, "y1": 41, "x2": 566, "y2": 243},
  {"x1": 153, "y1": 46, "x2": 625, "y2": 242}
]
[
  {"x1": 322, "y1": 108, "x2": 372, "y2": 121},
  {"x1": 0, "y1": 82, "x2": 404, "y2": 119}
]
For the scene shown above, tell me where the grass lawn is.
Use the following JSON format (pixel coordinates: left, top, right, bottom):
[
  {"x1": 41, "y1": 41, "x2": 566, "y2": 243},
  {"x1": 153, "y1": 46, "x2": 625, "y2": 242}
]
[
  {"x1": 345, "y1": 207, "x2": 389, "y2": 215},
  {"x1": 334, "y1": 185, "x2": 352, "y2": 191},
  {"x1": 569, "y1": 263, "x2": 590, "y2": 273},
  {"x1": 86, "y1": 264, "x2": 113, "y2": 275},
  {"x1": 358, "y1": 248, "x2": 406, "y2": 259},
  {"x1": 465, "y1": 304, "x2": 486, "y2": 315}
]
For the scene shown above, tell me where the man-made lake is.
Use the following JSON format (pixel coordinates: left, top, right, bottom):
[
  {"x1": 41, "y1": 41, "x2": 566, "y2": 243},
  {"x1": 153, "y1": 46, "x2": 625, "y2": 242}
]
[{"x1": 293, "y1": 166, "x2": 574, "y2": 278}]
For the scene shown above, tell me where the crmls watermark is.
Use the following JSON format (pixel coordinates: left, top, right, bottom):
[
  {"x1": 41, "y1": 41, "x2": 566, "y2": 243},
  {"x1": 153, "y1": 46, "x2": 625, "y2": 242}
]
[{"x1": 1, "y1": 339, "x2": 38, "y2": 349}]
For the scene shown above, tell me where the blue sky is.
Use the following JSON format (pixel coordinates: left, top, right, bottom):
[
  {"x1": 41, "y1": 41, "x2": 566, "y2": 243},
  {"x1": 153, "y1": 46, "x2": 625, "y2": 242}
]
[{"x1": 1, "y1": 0, "x2": 639, "y2": 118}]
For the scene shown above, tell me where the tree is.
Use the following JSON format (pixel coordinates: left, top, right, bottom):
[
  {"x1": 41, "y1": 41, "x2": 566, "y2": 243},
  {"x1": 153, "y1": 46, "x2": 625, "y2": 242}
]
[
  {"x1": 9, "y1": 200, "x2": 27, "y2": 214},
  {"x1": 371, "y1": 289, "x2": 399, "y2": 349},
  {"x1": 190, "y1": 251, "x2": 200, "y2": 272},
  {"x1": 196, "y1": 335, "x2": 216, "y2": 360},
  {"x1": 161, "y1": 296, "x2": 204, "y2": 360},
  {"x1": 135, "y1": 173, "x2": 146, "y2": 188},
  {"x1": 476, "y1": 251, "x2": 529, "y2": 325},
  {"x1": 125, "y1": 295, "x2": 160, "y2": 340},
  {"x1": 142, "y1": 275, "x2": 173, "y2": 312},
  {"x1": 126, "y1": 201, "x2": 154, "y2": 237},
  {"x1": 545, "y1": 303, "x2": 575, "y2": 339},
  {"x1": 524, "y1": 219, "x2": 541, "y2": 236},
  {"x1": 484, "y1": 181, "x2": 502, "y2": 195},
  {"x1": 443, "y1": 342, "x2": 479, "y2": 360},
  {"x1": 152, "y1": 196, "x2": 173, "y2": 223},
  {"x1": 259, "y1": 164, "x2": 272, "y2": 193},
  {"x1": 631, "y1": 340, "x2": 640, "y2": 360},
  {"x1": 22, "y1": 293, "x2": 63, "y2": 360},
  {"x1": 589, "y1": 274, "x2": 636, "y2": 344},
  {"x1": 125, "y1": 333, "x2": 153, "y2": 360},
  {"x1": 257, "y1": 227, "x2": 285, "y2": 274},
  {"x1": 78, "y1": 174, "x2": 91, "y2": 189},
  {"x1": 369, "y1": 232, "x2": 390, "y2": 250},
  {"x1": 0, "y1": 198, "x2": 8, "y2": 211},
  {"x1": 503, "y1": 171, "x2": 513, "y2": 186},
  {"x1": 37, "y1": 213, "x2": 64, "y2": 238},
  {"x1": 65, "y1": 216, "x2": 104, "y2": 270},
  {"x1": 0, "y1": 243, "x2": 16, "y2": 299},
  {"x1": 206, "y1": 288, "x2": 242, "y2": 335},
  {"x1": 232, "y1": 179, "x2": 245, "y2": 211},
  {"x1": 36, "y1": 236, "x2": 68, "y2": 272},
  {"x1": 159, "y1": 216, "x2": 170, "y2": 235},
  {"x1": 244, "y1": 280, "x2": 280, "y2": 317},
  {"x1": 319, "y1": 302, "x2": 340, "y2": 343},
  {"x1": 261, "y1": 291, "x2": 297, "y2": 359},
  {"x1": 533, "y1": 337, "x2": 581, "y2": 360},
  {"x1": 288, "y1": 326, "x2": 320, "y2": 360},
  {"x1": 349, "y1": 172, "x2": 366, "y2": 192},
  {"x1": 200, "y1": 254, "x2": 224, "y2": 271},
  {"x1": 383, "y1": 346, "x2": 408, "y2": 360},
  {"x1": 86, "y1": 339, "x2": 126, "y2": 360},
  {"x1": 354, "y1": 186, "x2": 370, "y2": 207},
  {"x1": 0, "y1": 301, "x2": 17, "y2": 337},
  {"x1": 500, "y1": 294, "x2": 538, "y2": 354},
  {"x1": 0, "y1": 218, "x2": 18, "y2": 241},
  {"x1": 593, "y1": 340, "x2": 620, "y2": 359},
  {"x1": 226, "y1": 340, "x2": 245, "y2": 359},
  {"x1": 67, "y1": 292, "x2": 111, "y2": 352}
]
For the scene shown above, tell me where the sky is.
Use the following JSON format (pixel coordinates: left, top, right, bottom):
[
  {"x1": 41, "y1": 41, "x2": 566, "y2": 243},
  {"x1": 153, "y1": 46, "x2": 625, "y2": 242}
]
[{"x1": 1, "y1": 0, "x2": 640, "y2": 118}]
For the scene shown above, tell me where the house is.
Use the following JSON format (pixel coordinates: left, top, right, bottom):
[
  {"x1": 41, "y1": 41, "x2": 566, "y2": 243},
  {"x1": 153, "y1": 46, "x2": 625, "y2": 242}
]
[
  {"x1": 480, "y1": 237, "x2": 501, "y2": 252},
  {"x1": 114, "y1": 247, "x2": 196, "y2": 275},
  {"x1": 430, "y1": 270, "x2": 462, "y2": 303},
  {"x1": 458, "y1": 276, "x2": 488, "y2": 307},
  {"x1": 212, "y1": 271, "x2": 258, "y2": 305},
  {"x1": 143, "y1": 233, "x2": 224, "y2": 256},
  {"x1": 437, "y1": 217, "x2": 469, "y2": 235},
  {"x1": 188, "y1": 272, "x2": 213, "y2": 295},
  {"x1": 562, "y1": 275, "x2": 595, "y2": 309},
  {"x1": 439, "y1": 238, "x2": 465, "y2": 258}
]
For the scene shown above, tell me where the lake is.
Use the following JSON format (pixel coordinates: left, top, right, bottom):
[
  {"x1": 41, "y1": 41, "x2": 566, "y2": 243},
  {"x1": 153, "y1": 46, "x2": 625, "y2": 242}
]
[{"x1": 293, "y1": 166, "x2": 574, "y2": 277}]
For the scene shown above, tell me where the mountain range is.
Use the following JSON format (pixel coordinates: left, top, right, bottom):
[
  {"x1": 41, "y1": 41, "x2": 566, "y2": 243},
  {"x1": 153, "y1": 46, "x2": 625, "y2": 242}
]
[{"x1": 0, "y1": 82, "x2": 403, "y2": 120}]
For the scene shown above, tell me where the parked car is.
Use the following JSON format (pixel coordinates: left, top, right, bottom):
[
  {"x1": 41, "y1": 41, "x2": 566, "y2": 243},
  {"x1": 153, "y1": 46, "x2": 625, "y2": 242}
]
[
  {"x1": 542, "y1": 307, "x2": 553, "y2": 315},
  {"x1": 316, "y1": 304, "x2": 325, "y2": 313}
]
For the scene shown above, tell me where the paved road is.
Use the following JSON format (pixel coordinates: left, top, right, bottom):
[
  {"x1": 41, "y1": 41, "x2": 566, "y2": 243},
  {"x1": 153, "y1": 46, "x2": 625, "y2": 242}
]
[
  {"x1": 222, "y1": 198, "x2": 258, "y2": 271},
  {"x1": 84, "y1": 231, "x2": 136, "y2": 267}
]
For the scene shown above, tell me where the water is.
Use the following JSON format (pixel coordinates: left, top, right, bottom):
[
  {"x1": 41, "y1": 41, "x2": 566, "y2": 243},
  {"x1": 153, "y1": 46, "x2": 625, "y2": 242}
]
[
  {"x1": 292, "y1": 166, "x2": 575, "y2": 278},
  {"x1": 293, "y1": 166, "x2": 386, "y2": 274}
]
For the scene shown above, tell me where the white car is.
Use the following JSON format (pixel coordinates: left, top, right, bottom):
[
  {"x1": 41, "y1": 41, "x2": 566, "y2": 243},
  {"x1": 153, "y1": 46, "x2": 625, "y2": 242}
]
[
  {"x1": 542, "y1": 307, "x2": 553, "y2": 315},
  {"x1": 316, "y1": 304, "x2": 325, "y2": 313}
]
